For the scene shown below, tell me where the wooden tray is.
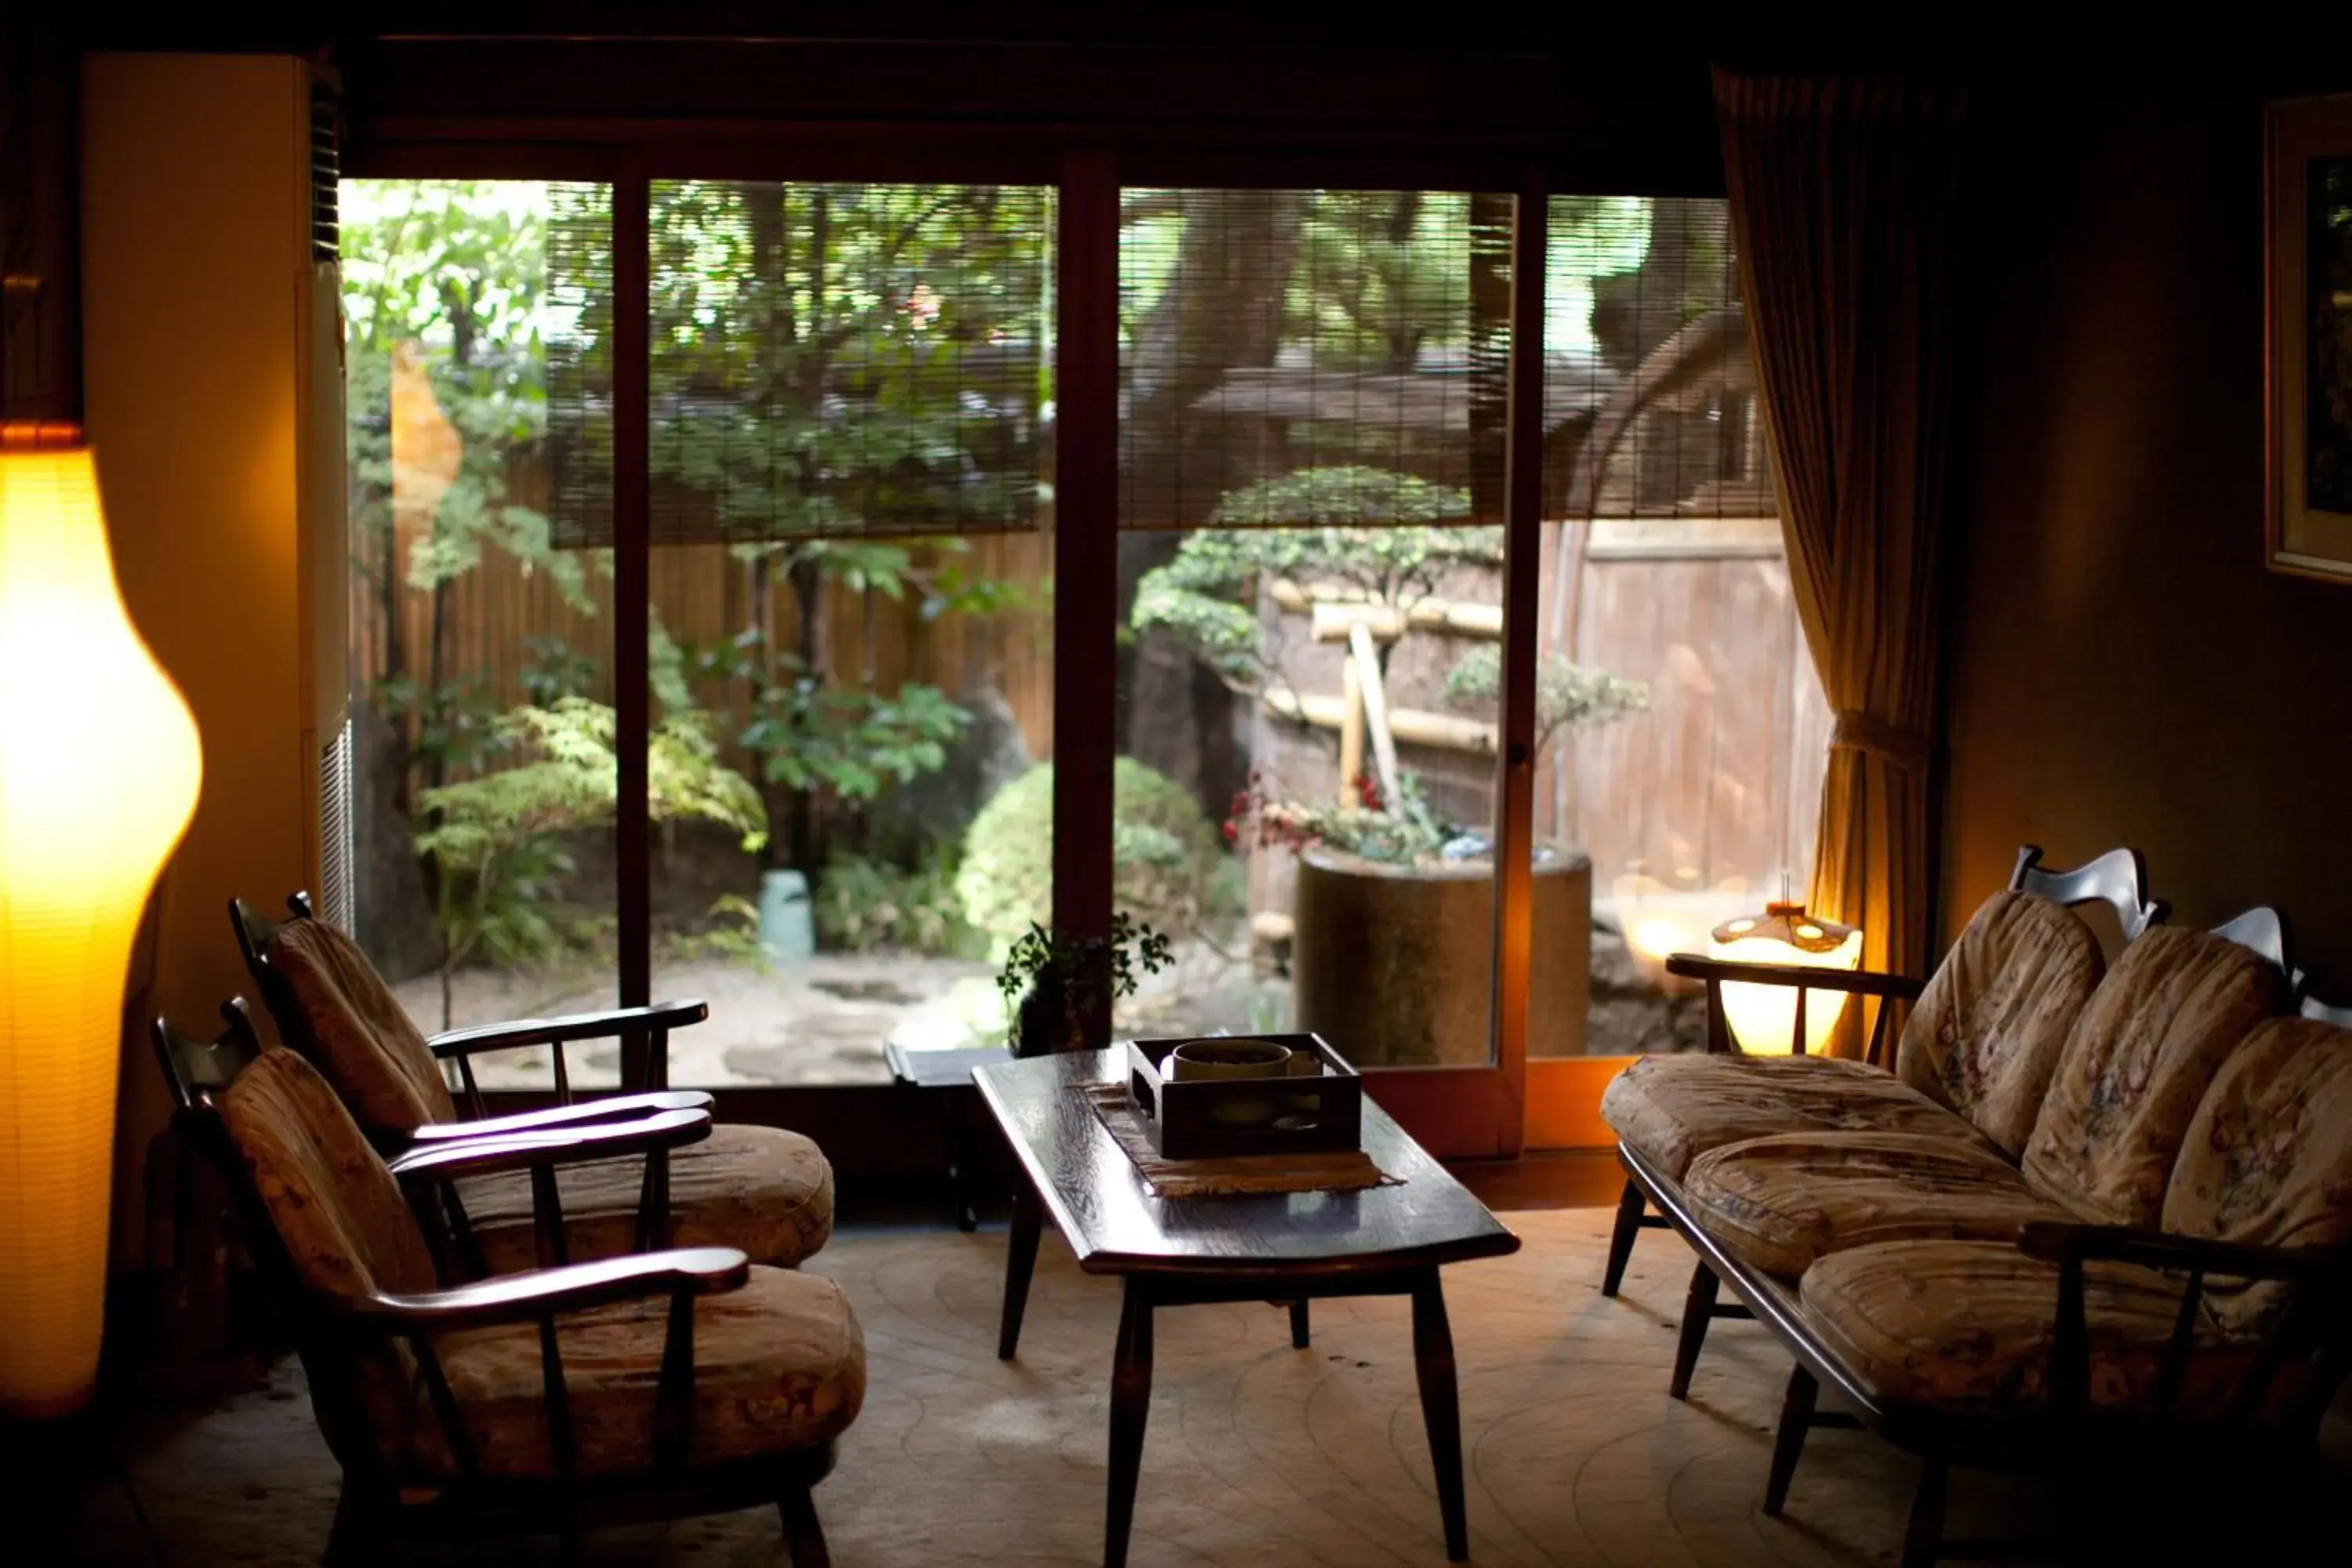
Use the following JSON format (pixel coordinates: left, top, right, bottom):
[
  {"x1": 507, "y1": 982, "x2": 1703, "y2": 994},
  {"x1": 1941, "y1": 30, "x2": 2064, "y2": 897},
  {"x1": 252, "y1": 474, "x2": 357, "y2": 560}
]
[{"x1": 1123, "y1": 1033, "x2": 1363, "y2": 1160}]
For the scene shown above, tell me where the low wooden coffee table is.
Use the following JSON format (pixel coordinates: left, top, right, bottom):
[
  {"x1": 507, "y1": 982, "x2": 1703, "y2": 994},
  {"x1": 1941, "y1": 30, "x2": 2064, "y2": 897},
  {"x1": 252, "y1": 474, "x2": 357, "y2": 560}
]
[{"x1": 975, "y1": 1047, "x2": 1520, "y2": 1567}]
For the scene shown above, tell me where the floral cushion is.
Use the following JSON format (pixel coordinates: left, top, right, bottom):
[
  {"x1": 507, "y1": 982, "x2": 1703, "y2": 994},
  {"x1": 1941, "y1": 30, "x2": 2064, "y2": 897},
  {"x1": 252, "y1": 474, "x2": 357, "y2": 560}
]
[
  {"x1": 1682, "y1": 1131, "x2": 2068, "y2": 1278},
  {"x1": 2161, "y1": 1016, "x2": 2352, "y2": 1334},
  {"x1": 452, "y1": 1123, "x2": 836, "y2": 1272},
  {"x1": 263, "y1": 917, "x2": 456, "y2": 1131},
  {"x1": 1896, "y1": 891, "x2": 2103, "y2": 1155},
  {"x1": 1799, "y1": 1239, "x2": 2290, "y2": 1417},
  {"x1": 1599, "y1": 1051, "x2": 1971, "y2": 1181},
  {"x1": 2022, "y1": 926, "x2": 2278, "y2": 1227},
  {"x1": 218, "y1": 1048, "x2": 441, "y2": 1444},
  {"x1": 408, "y1": 1265, "x2": 866, "y2": 1480}
]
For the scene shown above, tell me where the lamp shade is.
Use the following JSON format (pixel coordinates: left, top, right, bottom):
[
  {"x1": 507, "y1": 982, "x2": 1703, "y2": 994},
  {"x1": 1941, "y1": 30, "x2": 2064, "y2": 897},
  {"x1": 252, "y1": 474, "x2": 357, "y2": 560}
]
[
  {"x1": 1706, "y1": 900, "x2": 1861, "y2": 1056},
  {"x1": 0, "y1": 429, "x2": 201, "y2": 1416}
]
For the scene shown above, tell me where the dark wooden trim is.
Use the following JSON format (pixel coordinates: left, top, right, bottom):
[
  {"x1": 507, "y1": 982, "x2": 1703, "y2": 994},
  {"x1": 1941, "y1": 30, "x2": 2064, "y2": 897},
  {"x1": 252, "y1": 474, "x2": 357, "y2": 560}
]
[
  {"x1": 1051, "y1": 150, "x2": 1119, "y2": 946},
  {"x1": 1486, "y1": 167, "x2": 1546, "y2": 1160},
  {"x1": 612, "y1": 161, "x2": 655, "y2": 1079}
]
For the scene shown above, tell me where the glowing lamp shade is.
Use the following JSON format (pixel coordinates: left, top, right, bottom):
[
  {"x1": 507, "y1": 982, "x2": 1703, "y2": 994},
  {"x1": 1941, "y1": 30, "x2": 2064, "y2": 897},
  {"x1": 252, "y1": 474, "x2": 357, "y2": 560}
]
[
  {"x1": 1707, "y1": 901, "x2": 1862, "y2": 1057},
  {"x1": 0, "y1": 431, "x2": 201, "y2": 1416}
]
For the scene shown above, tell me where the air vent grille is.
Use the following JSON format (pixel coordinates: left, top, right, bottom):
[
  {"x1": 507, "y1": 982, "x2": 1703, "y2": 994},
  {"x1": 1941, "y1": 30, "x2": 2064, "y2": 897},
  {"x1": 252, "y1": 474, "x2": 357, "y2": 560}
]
[
  {"x1": 309, "y1": 80, "x2": 340, "y2": 264},
  {"x1": 318, "y1": 717, "x2": 355, "y2": 933}
]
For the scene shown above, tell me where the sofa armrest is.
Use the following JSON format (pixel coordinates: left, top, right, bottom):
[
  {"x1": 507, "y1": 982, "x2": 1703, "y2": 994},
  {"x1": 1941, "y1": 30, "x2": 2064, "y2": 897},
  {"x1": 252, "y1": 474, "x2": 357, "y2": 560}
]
[
  {"x1": 2016, "y1": 1220, "x2": 2346, "y2": 1284},
  {"x1": 342, "y1": 1245, "x2": 749, "y2": 1334},
  {"x1": 398, "y1": 1091, "x2": 715, "y2": 1145},
  {"x1": 1664, "y1": 953, "x2": 1926, "y2": 1065},
  {"x1": 2016, "y1": 1221, "x2": 2352, "y2": 1421},
  {"x1": 426, "y1": 999, "x2": 710, "y2": 1062},
  {"x1": 385, "y1": 1107, "x2": 712, "y2": 1182},
  {"x1": 339, "y1": 1245, "x2": 750, "y2": 1479},
  {"x1": 1662, "y1": 954, "x2": 1927, "y2": 1000}
]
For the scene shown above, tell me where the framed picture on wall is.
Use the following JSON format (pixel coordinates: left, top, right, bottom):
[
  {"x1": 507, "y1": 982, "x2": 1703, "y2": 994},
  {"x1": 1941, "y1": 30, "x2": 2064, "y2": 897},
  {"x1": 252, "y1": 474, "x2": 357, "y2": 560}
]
[{"x1": 2268, "y1": 94, "x2": 2352, "y2": 581}]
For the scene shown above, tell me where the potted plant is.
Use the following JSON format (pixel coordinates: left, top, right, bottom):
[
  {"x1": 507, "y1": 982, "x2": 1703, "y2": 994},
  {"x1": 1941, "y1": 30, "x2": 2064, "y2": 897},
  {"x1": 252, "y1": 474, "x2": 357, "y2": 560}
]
[
  {"x1": 996, "y1": 912, "x2": 1174, "y2": 1056},
  {"x1": 1138, "y1": 465, "x2": 1648, "y2": 1064}
]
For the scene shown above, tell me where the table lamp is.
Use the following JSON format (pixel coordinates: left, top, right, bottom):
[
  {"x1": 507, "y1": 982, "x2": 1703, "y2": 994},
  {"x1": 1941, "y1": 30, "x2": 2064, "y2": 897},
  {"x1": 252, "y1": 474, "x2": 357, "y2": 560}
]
[
  {"x1": 0, "y1": 423, "x2": 201, "y2": 1416},
  {"x1": 1707, "y1": 898, "x2": 1861, "y2": 1056}
]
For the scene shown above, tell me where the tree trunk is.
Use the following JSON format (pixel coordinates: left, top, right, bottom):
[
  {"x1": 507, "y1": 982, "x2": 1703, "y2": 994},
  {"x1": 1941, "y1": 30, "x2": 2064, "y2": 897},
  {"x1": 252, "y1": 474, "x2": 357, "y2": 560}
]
[{"x1": 1118, "y1": 191, "x2": 1305, "y2": 818}]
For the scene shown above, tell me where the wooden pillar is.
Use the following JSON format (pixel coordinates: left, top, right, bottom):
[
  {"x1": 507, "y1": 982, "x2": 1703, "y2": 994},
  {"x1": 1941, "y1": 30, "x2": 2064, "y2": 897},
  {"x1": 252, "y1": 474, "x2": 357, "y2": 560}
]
[
  {"x1": 1490, "y1": 169, "x2": 1547, "y2": 1155},
  {"x1": 1052, "y1": 153, "x2": 1120, "y2": 946}
]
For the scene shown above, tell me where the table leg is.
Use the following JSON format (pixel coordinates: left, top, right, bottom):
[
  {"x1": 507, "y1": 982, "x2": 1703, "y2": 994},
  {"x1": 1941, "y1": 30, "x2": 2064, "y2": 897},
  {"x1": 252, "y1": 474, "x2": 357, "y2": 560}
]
[
  {"x1": 1410, "y1": 1269, "x2": 1470, "y2": 1563},
  {"x1": 1289, "y1": 1298, "x2": 1311, "y2": 1349},
  {"x1": 1106, "y1": 1277, "x2": 1155, "y2": 1568},
  {"x1": 997, "y1": 1175, "x2": 1043, "y2": 1362}
]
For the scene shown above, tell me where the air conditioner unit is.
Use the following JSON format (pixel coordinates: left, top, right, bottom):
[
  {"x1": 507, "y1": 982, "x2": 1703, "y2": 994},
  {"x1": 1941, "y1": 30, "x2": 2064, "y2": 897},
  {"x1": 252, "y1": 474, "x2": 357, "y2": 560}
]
[{"x1": 299, "y1": 70, "x2": 355, "y2": 934}]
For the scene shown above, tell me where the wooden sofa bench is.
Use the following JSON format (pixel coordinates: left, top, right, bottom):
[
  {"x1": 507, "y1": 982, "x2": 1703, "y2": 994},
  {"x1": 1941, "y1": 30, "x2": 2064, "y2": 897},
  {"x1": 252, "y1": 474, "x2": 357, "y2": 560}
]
[{"x1": 1595, "y1": 858, "x2": 2352, "y2": 1565}]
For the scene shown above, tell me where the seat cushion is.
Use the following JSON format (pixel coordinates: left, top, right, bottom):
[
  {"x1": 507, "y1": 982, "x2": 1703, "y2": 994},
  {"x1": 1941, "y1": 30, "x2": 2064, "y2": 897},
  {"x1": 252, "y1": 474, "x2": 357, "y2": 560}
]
[
  {"x1": 1896, "y1": 891, "x2": 2104, "y2": 1155},
  {"x1": 453, "y1": 1123, "x2": 835, "y2": 1272},
  {"x1": 1683, "y1": 1131, "x2": 2070, "y2": 1278},
  {"x1": 2163, "y1": 1015, "x2": 2352, "y2": 1334},
  {"x1": 1799, "y1": 1240, "x2": 2275, "y2": 1417},
  {"x1": 408, "y1": 1265, "x2": 866, "y2": 1480},
  {"x1": 263, "y1": 917, "x2": 456, "y2": 1130},
  {"x1": 1600, "y1": 1051, "x2": 1973, "y2": 1181},
  {"x1": 2022, "y1": 925, "x2": 2277, "y2": 1227}
]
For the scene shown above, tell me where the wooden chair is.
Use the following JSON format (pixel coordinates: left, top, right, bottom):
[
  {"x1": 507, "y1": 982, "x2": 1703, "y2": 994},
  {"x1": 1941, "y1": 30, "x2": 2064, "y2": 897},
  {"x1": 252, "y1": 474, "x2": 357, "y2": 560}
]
[
  {"x1": 151, "y1": 1002, "x2": 862, "y2": 1567},
  {"x1": 230, "y1": 894, "x2": 835, "y2": 1277},
  {"x1": 1599, "y1": 844, "x2": 2168, "y2": 1297}
]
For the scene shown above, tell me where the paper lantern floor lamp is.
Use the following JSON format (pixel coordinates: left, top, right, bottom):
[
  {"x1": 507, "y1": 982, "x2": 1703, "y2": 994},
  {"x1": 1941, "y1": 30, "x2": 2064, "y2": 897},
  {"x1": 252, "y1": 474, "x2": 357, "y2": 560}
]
[
  {"x1": 1707, "y1": 899, "x2": 1862, "y2": 1056},
  {"x1": 0, "y1": 423, "x2": 201, "y2": 1417}
]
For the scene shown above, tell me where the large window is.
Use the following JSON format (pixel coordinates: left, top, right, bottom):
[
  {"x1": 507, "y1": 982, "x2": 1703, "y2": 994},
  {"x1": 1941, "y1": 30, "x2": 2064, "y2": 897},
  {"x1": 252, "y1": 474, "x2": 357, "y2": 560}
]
[
  {"x1": 343, "y1": 180, "x2": 622, "y2": 1087},
  {"x1": 339, "y1": 171, "x2": 1824, "y2": 1125},
  {"x1": 638, "y1": 181, "x2": 1056, "y2": 1087},
  {"x1": 1538, "y1": 195, "x2": 1829, "y2": 1054},
  {"x1": 1111, "y1": 189, "x2": 1512, "y2": 1067}
]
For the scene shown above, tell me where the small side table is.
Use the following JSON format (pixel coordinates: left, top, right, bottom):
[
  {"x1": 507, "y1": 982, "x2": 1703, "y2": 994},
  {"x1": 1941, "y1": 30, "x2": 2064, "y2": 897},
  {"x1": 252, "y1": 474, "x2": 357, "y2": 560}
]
[{"x1": 883, "y1": 1042, "x2": 1014, "y2": 1231}]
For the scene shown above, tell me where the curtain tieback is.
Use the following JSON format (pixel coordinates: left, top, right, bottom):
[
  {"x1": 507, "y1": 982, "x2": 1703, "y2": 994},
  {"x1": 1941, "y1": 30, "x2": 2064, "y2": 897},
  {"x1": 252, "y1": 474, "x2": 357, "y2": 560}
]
[{"x1": 1830, "y1": 710, "x2": 1933, "y2": 770}]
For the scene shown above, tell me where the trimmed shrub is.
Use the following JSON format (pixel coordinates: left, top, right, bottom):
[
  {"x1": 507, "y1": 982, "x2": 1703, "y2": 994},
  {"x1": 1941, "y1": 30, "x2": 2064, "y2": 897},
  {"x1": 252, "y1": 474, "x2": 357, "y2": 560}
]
[{"x1": 957, "y1": 757, "x2": 1226, "y2": 952}]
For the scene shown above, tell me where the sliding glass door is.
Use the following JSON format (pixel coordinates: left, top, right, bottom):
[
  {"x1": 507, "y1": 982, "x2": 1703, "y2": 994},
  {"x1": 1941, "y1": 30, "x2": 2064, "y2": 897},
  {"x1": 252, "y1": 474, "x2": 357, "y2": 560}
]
[{"x1": 342, "y1": 153, "x2": 1808, "y2": 1159}]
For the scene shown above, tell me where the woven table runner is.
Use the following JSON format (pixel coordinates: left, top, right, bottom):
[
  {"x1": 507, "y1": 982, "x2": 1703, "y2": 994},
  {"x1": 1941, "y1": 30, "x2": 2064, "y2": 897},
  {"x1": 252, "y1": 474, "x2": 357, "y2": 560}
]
[{"x1": 1081, "y1": 1083, "x2": 1399, "y2": 1198}]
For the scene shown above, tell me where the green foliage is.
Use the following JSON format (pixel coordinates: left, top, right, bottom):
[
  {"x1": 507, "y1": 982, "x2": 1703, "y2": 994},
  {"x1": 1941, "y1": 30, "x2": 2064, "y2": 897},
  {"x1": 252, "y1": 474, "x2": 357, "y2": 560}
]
[
  {"x1": 660, "y1": 895, "x2": 768, "y2": 967},
  {"x1": 957, "y1": 758, "x2": 1227, "y2": 951},
  {"x1": 1131, "y1": 467, "x2": 1497, "y2": 691},
  {"x1": 416, "y1": 697, "x2": 766, "y2": 974},
  {"x1": 996, "y1": 913, "x2": 1174, "y2": 1004},
  {"x1": 814, "y1": 851, "x2": 978, "y2": 958},
  {"x1": 1442, "y1": 644, "x2": 1650, "y2": 751},
  {"x1": 343, "y1": 180, "x2": 605, "y2": 616},
  {"x1": 646, "y1": 181, "x2": 1052, "y2": 539},
  {"x1": 1232, "y1": 771, "x2": 1457, "y2": 867}
]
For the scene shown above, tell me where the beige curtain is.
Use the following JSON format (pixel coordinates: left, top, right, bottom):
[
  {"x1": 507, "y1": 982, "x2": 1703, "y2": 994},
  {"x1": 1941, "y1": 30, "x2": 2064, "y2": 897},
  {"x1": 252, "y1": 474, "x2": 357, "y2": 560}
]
[{"x1": 1715, "y1": 71, "x2": 1969, "y2": 1044}]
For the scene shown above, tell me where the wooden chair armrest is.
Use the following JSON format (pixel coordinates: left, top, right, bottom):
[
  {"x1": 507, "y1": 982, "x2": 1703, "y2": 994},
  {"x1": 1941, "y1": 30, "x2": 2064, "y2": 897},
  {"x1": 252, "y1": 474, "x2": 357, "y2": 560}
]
[
  {"x1": 386, "y1": 1107, "x2": 711, "y2": 1182},
  {"x1": 2016, "y1": 1221, "x2": 2346, "y2": 1283},
  {"x1": 1662, "y1": 953, "x2": 1927, "y2": 1000},
  {"x1": 426, "y1": 999, "x2": 710, "y2": 1062},
  {"x1": 399, "y1": 1091, "x2": 715, "y2": 1144},
  {"x1": 343, "y1": 1246, "x2": 750, "y2": 1334}
]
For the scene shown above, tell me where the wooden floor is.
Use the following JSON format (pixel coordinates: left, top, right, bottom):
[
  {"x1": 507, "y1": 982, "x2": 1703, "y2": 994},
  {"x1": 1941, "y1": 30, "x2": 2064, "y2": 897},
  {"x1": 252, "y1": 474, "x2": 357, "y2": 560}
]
[{"x1": 52, "y1": 1206, "x2": 2352, "y2": 1566}]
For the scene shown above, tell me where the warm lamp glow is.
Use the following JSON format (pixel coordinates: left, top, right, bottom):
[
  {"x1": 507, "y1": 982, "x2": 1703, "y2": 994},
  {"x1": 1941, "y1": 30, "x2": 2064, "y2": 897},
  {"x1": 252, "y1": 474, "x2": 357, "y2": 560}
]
[
  {"x1": 0, "y1": 430, "x2": 201, "y2": 1416},
  {"x1": 1707, "y1": 900, "x2": 1862, "y2": 1056}
]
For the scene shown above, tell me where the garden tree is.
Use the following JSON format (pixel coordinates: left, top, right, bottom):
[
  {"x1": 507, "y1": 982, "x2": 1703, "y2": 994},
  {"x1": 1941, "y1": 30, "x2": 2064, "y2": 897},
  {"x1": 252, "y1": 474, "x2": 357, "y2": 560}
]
[
  {"x1": 415, "y1": 698, "x2": 764, "y2": 1026},
  {"x1": 1134, "y1": 465, "x2": 1647, "y2": 862},
  {"x1": 642, "y1": 180, "x2": 1051, "y2": 876},
  {"x1": 343, "y1": 182, "x2": 602, "y2": 808},
  {"x1": 344, "y1": 179, "x2": 1046, "y2": 981}
]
